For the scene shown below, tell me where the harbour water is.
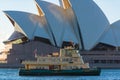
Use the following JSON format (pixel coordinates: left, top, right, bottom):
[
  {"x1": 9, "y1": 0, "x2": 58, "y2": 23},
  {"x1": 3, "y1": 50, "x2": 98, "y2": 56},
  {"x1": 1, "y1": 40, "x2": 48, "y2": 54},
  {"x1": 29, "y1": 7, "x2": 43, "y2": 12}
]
[{"x1": 0, "y1": 69, "x2": 120, "y2": 80}]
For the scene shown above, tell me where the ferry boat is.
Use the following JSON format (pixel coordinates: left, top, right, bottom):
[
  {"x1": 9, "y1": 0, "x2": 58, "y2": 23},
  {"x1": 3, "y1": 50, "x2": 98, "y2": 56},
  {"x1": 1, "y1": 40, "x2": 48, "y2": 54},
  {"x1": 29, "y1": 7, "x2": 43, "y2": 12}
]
[{"x1": 19, "y1": 46, "x2": 101, "y2": 76}]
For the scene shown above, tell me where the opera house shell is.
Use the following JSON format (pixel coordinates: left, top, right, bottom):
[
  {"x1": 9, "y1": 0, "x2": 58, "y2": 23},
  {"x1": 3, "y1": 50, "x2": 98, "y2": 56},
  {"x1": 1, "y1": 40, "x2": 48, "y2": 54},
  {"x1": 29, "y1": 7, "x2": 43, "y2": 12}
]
[{"x1": 100, "y1": 20, "x2": 120, "y2": 47}]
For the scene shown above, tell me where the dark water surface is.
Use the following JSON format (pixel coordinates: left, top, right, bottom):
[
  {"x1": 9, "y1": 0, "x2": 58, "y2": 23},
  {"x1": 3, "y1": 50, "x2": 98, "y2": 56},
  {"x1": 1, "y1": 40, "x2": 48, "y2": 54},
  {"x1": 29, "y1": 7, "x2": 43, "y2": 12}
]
[{"x1": 0, "y1": 69, "x2": 120, "y2": 80}]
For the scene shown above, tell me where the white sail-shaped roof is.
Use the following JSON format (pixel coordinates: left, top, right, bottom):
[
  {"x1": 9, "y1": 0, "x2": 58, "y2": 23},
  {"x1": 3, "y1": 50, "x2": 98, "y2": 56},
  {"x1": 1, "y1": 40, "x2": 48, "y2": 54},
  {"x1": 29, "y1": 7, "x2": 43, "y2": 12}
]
[
  {"x1": 4, "y1": 11, "x2": 52, "y2": 43},
  {"x1": 100, "y1": 20, "x2": 120, "y2": 47},
  {"x1": 35, "y1": 0, "x2": 78, "y2": 47},
  {"x1": 69, "y1": 0, "x2": 110, "y2": 50}
]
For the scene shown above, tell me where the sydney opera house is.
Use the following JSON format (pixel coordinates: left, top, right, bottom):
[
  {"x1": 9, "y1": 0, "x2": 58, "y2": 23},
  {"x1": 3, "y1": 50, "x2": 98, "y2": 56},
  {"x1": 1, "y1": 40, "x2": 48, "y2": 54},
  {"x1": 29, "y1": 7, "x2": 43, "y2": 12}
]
[{"x1": 1, "y1": 0, "x2": 120, "y2": 68}]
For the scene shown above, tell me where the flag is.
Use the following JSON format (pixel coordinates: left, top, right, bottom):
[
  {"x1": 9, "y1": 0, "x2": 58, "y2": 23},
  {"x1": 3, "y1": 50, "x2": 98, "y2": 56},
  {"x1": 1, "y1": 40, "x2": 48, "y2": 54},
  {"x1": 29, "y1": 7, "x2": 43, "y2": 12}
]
[{"x1": 33, "y1": 48, "x2": 37, "y2": 57}]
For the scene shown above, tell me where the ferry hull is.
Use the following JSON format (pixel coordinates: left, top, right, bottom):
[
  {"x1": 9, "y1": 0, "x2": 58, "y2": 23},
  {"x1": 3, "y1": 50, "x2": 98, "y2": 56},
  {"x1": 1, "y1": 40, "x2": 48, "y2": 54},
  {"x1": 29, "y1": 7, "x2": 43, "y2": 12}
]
[{"x1": 19, "y1": 68, "x2": 101, "y2": 76}]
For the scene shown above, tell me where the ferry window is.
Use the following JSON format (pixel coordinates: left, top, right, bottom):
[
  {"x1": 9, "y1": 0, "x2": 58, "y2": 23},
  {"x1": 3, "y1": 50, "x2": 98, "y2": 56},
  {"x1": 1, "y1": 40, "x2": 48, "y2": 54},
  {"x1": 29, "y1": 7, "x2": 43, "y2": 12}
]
[
  {"x1": 69, "y1": 58, "x2": 72, "y2": 62},
  {"x1": 57, "y1": 58, "x2": 60, "y2": 62},
  {"x1": 42, "y1": 59, "x2": 45, "y2": 61},
  {"x1": 65, "y1": 51, "x2": 72, "y2": 57},
  {"x1": 66, "y1": 58, "x2": 70, "y2": 62},
  {"x1": 73, "y1": 58, "x2": 78, "y2": 62},
  {"x1": 62, "y1": 58, "x2": 67, "y2": 62},
  {"x1": 38, "y1": 59, "x2": 41, "y2": 61}
]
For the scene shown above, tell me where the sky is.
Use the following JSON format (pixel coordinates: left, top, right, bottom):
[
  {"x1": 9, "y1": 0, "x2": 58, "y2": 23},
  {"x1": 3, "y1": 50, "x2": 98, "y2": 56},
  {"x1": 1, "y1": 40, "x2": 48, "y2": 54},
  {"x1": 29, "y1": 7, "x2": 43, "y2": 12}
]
[
  {"x1": 94, "y1": 0, "x2": 120, "y2": 23},
  {"x1": 0, "y1": 0, "x2": 120, "y2": 51}
]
